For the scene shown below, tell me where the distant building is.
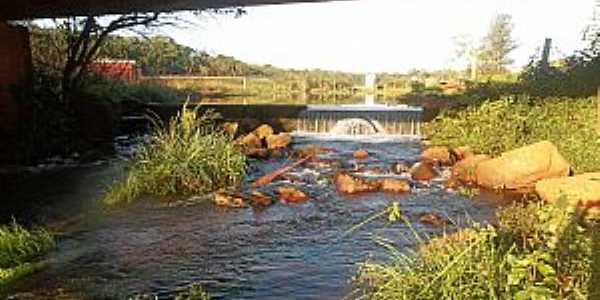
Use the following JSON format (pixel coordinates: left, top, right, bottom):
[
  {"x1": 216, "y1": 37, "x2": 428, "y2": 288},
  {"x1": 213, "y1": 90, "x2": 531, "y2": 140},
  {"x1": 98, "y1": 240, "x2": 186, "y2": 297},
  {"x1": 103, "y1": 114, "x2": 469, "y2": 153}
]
[{"x1": 90, "y1": 59, "x2": 137, "y2": 82}]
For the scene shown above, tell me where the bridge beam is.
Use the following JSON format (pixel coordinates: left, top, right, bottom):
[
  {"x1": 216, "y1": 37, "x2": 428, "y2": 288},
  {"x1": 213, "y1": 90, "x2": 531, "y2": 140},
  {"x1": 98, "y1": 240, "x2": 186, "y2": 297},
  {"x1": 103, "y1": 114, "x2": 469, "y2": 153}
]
[{"x1": 0, "y1": 22, "x2": 31, "y2": 164}]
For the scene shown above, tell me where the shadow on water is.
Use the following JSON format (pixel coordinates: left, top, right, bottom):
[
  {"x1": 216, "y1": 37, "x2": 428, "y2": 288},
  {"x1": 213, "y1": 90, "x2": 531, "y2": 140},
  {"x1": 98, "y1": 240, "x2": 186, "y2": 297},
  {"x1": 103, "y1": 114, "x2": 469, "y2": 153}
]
[{"x1": 2, "y1": 135, "x2": 504, "y2": 300}]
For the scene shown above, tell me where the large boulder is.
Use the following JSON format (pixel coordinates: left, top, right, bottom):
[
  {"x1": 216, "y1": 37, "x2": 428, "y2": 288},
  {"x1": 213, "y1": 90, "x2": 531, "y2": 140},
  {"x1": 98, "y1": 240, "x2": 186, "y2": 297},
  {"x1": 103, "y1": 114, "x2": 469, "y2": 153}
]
[
  {"x1": 452, "y1": 146, "x2": 473, "y2": 161},
  {"x1": 535, "y1": 173, "x2": 600, "y2": 212},
  {"x1": 410, "y1": 162, "x2": 439, "y2": 182},
  {"x1": 421, "y1": 146, "x2": 454, "y2": 166},
  {"x1": 453, "y1": 154, "x2": 491, "y2": 184},
  {"x1": 335, "y1": 173, "x2": 380, "y2": 194},
  {"x1": 266, "y1": 133, "x2": 292, "y2": 149},
  {"x1": 475, "y1": 141, "x2": 570, "y2": 190}
]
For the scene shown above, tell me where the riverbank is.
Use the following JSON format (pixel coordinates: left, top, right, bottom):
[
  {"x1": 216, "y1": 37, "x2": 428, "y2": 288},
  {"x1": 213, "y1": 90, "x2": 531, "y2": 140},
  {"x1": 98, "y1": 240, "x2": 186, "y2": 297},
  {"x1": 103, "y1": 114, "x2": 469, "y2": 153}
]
[{"x1": 356, "y1": 95, "x2": 600, "y2": 299}]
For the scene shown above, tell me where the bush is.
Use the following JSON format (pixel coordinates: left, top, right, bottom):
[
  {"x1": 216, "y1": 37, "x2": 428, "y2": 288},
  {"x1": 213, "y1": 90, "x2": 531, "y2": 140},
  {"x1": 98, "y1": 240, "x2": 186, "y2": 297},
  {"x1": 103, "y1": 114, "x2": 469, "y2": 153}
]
[
  {"x1": 424, "y1": 96, "x2": 600, "y2": 173},
  {"x1": 356, "y1": 202, "x2": 598, "y2": 299},
  {"x1": 0, "y1": 222, "x2": 54, "y2": 269},
  {"x1": 104, "y1": 103, "x2": 247, "y2": 205},
  {"x1": 0, "y1": 222, "x2": 54, "y2": 287}
]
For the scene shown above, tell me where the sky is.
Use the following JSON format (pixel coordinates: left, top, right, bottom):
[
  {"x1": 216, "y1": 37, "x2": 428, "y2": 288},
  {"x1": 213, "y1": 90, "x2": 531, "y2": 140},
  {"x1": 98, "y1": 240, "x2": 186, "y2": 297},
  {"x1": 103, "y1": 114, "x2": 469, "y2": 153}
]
[{"x1": 167, "y1": 0, "x2": 594, "y2": 73}]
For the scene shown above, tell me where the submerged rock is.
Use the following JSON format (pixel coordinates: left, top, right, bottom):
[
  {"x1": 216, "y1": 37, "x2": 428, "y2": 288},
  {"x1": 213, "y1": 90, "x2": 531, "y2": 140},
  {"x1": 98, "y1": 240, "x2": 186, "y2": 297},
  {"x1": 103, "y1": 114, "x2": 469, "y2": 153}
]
[
  {"x1": 353, "y1": 149, "x2": 369, "y2": 160},
  {"x1": 277, "y1": 186, "x2": 308, "y2": 203},
  {"x1": 409, "y1": 162, "x2": 438, "y2": 182},
  {"x1": 244, "y1": 148, "x2": 269, "y2": 159},
  {"x1": 213, "y1": 191, "x2": 247, "y2": 208},
  {"x1": 535, "y1": 173, "x2": 600, "y2": 214},
  {"x1": 249, "y1": 191, "x2": 273, "y2": 207},
  {"x1": 379, "y1": 178, "x2": 411, "y2": 193},
  {"x1": 292, "y1": 144, "x2": 337, "y2": 158},
  {"x1": 266, "y1": 133, "x2": 292, "y2": 150},
  {"x1": 335, "y1": 173, "x2": 380, "y2": 194},
  {"x1": 476, "y1": 141, "x2": 570, "y2": 190},
  {"x1": 421, "y1": 146, "x2": 454, "y2": 166},
  {"x1": 418, "y1": 212, "x2": 449, "y2": 227}
]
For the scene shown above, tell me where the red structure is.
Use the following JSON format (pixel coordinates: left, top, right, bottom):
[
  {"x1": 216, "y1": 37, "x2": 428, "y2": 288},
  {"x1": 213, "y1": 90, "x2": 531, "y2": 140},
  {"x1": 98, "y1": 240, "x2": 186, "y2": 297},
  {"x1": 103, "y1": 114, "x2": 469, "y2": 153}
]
[
  {"x1": 0, "y1": 22, "x2": 32, "y2": 164},
  {"x1": 90, "y1": 59, "x2": 137, "y2": 82}
]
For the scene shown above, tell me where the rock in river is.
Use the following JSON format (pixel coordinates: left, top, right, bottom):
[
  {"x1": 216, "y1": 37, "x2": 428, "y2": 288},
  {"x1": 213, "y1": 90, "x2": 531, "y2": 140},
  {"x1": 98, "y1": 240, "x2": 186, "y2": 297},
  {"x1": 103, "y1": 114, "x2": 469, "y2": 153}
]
[
  {"x1": 409, "y1": 162, "x2": 439, "y2": 182},
  {"x1": 353, "y1": 149, "x2": 369, "y2": 160},
  {"x1": 266, "y1": 133, "x2": 292, "y2": 150},
  {"x1": 253, "y1": 124, "x2": 275, "y2": 140},
  {"x1": 475, "y1": 141, "x2": 570, "y2": 190},
  {"x1": 335, "y1": 173, "x2": 380, "y2": 194},
  {"x1": 249, "y1": 191, "x2": 273, "y2": 207},
  {"x1": 277, "y1": 186, "x2": 308, "y2": 203},
  {"x1": 418, "y1": 212, "x2": 449, "y2": 227},
  {"x1": 213, "y1": 191, "x2": 247, "y2": 208},
  {"x1": 421, "y1": 146, "x2": 454, "y2": 166},
  {"x1": 379, "y1": 178, "x2": 411, "y2": 193}
]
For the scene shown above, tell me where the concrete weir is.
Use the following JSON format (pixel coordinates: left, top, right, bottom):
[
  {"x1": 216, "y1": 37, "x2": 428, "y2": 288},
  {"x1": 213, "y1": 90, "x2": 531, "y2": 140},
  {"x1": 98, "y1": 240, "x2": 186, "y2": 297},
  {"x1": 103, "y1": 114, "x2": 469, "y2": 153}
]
[{"x1": 145, "y1": 103, "x2": 423, "y2": 136}]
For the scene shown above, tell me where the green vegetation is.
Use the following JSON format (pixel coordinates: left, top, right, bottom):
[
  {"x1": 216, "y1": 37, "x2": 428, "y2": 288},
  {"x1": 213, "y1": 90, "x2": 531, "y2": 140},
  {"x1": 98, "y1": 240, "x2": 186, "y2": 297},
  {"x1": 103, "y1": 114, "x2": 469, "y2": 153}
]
[
  {"x1": 0, "y1": 222, "x2": 54, "y2": 286},
  {"x1": 82, "y1": 77, "x2": 179, "y2": 104},
  {"x1": 104, "y1": 104, "x2": 247, "y2": 205},
  {"x1": 424, "y1": 96, "x2": 600, "y2": 173},
  {"x1": 356, "y1": 201, "x2": 599, "y2": 299}
]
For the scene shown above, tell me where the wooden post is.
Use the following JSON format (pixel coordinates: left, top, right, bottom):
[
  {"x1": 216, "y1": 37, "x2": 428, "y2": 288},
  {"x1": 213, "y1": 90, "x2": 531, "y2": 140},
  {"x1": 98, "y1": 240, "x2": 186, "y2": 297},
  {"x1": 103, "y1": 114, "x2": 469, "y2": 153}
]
[{"x1": 541, "y1": 38, "x2": 552, "y2": 69}]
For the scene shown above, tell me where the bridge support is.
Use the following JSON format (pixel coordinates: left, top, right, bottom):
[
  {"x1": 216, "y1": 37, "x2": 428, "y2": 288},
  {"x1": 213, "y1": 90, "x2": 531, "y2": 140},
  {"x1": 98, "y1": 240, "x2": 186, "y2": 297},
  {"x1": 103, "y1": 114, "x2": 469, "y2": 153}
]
[{"x1": 0, "y1": 21, "x2": 32, "y2": 164}]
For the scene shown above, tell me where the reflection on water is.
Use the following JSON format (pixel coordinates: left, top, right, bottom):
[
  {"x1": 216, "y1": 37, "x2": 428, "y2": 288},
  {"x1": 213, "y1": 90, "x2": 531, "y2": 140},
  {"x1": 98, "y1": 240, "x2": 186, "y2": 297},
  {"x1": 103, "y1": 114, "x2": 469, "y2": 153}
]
[{"x1": 4, "y1": 135, "x2": 501, "y2": 300}]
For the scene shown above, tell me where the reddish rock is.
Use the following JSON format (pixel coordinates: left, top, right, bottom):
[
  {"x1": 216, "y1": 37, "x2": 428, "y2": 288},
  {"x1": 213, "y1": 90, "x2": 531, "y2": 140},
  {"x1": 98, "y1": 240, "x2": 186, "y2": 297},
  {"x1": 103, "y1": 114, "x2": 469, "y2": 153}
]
[
  {"x1": 418, "y1": 212, "x2": 449, "y2": 227},
  {"x1": 222, "y1": 122, "x2": 238, "y2": 136},
  {"x1": 535, "y1": 173, "x2": 600, "y2": 214},
  {"x1": 453, "y1": 154, "x2": 490, "y2": 184},
  {"x1": 237, "y1": 132, "x2": 263, "y2": 149},
  {"x1": 379, "y1": 178, "x2": 411, "y2": 193},
  {"x1": 213, "y1": 191, "x2": 246, "y2": 208},
  {"x1": 476, "y1": 141, "x2": 571, "y2": 190},
  {"x1": 249, "y1": 191, "x2": 273, "y2": 207},
  {"x1": 277, "y1": 186, "x2": 308, "y2": 203},
  {"x1": 421, "y1": 146, "x2": 454, "y2": 166},
  {"x1": 335, "y1": 173, "x2": 380, "y2": 194},
  {"x1": 452, "y1": 146, "x2": 473, "y2": 161},
  {"x1": 266, "y1": 133, "x2": 292, "y2": 149},
  {"x1": 409, "y1": 162, "x2": 439, "y2": 181},
  {"x1": 353, "y1": 149, "x2": 369, "y2": 160},
  {"x1": 253, "y1": 124, "x2": 274, "y2": 140}
]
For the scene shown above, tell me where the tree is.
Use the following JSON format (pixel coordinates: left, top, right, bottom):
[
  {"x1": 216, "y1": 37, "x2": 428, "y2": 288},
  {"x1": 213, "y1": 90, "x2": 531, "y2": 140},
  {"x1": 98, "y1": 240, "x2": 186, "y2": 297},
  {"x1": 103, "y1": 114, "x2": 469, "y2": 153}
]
[{"x1": 478, "y1": 14, "x2": 518, "y2": 73}]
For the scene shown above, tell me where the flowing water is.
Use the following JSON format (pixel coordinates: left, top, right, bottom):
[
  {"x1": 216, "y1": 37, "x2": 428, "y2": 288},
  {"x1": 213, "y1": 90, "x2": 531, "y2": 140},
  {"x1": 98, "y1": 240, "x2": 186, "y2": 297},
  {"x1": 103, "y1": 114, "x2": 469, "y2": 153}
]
[{"x1": 4, "y1": 134, "x2": 505, "y2": 300}]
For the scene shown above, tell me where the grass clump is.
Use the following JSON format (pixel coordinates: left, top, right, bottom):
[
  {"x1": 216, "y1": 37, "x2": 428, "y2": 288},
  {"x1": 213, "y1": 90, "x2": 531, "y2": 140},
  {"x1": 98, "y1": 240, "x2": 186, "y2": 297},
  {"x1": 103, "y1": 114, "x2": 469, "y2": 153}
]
[
  {"x1": 104, "y1": 103, "x2": 247, "y2": 205},
  {"x1": 356, "y1": 202, "x2": 599, "y2": 299},
  {"x1": 0, "y1": 222, "x2": 54, "y2": 286},
  {"x1": 424, "y1": 96, "x2": 600, "y2": 173}
]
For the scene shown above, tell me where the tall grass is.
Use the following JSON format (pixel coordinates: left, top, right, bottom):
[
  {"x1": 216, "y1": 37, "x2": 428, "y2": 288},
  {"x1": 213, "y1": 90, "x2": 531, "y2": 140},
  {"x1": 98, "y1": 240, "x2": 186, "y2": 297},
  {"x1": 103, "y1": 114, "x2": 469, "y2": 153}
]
[
  {"x1": 356, "y1": 202, "x2": 597, "y2": 299},
  {"x1": 104, "y1": 104, "x2": 247, "y2": 205},
  {"x1": 0, "y1": 222, "x2": 54, "y2": 287},
  {"x1": 424, "y1": 96, "x2": 600, "y2": 173}
]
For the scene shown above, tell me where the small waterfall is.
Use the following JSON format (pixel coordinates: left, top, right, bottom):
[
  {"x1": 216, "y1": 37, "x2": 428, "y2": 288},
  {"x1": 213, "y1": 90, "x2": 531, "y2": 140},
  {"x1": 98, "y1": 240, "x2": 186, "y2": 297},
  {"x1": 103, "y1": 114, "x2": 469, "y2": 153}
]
[{"x1": 296, "y1": 104, "x2": 423, "y2": 136}]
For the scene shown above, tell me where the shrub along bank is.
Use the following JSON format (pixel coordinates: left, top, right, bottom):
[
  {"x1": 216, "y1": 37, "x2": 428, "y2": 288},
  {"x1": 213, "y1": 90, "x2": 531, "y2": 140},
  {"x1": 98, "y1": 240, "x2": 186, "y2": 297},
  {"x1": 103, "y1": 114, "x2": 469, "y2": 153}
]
[
  {"x1": 104, "y1": 104, "x2": 247, "y2": 205},
  {"x1": 356, "y1": 202, "x2": 599, "y2": 299},
  {"x1": 424, "y1": 96, "x2": 600, "y2": 173}
]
